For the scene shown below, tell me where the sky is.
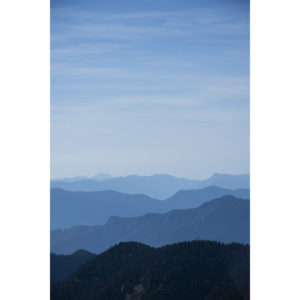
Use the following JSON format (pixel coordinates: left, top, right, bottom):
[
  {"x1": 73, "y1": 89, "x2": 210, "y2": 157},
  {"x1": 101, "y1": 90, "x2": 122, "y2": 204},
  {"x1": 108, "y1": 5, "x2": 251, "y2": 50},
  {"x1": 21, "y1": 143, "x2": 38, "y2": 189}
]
[{"x1": 50, "y1": 0, "x2": 249, "y2": 180}]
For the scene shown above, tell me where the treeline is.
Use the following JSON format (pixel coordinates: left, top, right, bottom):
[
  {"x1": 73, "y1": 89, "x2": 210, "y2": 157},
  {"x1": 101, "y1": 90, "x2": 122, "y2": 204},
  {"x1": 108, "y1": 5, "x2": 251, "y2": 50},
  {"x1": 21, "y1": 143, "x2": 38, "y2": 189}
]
[
  {"x1": 51, "y1": 240, "x2": 249, "y2": 300},
  {"x1": 51, "y1": 250, "x2": 96, "y2": 283}
]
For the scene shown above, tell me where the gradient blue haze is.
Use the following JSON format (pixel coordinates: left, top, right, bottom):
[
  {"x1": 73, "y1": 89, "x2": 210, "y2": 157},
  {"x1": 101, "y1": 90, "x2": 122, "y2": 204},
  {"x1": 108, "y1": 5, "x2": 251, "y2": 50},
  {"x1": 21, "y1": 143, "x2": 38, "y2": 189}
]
[{"x1": 51, "y1": 0, "x2": 249, "y2": 179}]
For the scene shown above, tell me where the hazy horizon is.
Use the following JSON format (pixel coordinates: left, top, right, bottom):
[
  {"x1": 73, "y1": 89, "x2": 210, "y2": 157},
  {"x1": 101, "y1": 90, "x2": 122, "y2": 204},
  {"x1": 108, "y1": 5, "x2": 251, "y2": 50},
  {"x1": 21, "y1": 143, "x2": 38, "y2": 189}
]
[
  {"x1": 51, "y1": 171, "x2": 250, "y2": 181},
  {"x1": 51, "y1": 0, "x2": 249, "y2": 179}
]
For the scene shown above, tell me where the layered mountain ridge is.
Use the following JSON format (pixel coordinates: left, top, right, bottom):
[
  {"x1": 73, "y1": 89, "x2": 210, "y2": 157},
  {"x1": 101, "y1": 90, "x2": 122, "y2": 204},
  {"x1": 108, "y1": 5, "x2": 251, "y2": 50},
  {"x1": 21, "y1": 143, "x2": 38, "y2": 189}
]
[
  {"x1": 51, "y1": 173, "x2": 250, "y2": 199},
  {"x1": 51, "y1": 185, "x2": 249, "y2": 229},
  {"x1": 51, "y1": 195, "x2": 249, "y2": 254}
]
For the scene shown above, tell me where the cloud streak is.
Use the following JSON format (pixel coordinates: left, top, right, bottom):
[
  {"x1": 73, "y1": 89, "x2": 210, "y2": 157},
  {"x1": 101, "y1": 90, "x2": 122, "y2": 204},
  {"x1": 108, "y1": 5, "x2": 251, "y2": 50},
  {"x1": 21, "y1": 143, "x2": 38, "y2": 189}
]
[{"x1": 51, "y1": 0, "x2": 250, "y2": 179}]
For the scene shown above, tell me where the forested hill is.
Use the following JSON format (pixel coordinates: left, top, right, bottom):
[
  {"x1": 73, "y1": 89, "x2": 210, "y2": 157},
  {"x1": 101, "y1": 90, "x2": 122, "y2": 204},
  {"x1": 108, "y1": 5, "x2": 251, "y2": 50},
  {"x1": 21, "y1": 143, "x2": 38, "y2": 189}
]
[
  {"x1": 51, "y1": 240, "x2": 250, "y2": 300},
  {"x1": 51, "y1": 250, "x2": 96, "y2": 283}
]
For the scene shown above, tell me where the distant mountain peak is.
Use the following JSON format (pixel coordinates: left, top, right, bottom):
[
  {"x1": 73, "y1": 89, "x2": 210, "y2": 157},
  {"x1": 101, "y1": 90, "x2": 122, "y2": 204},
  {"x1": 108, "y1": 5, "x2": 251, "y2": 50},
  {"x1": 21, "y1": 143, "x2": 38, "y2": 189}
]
[
  {"x1": 92, "y1": 173, "x2": 112, "y2": 180},
  {"x1": 51, "y1": 172, "x2": 250, "y2": 199}
]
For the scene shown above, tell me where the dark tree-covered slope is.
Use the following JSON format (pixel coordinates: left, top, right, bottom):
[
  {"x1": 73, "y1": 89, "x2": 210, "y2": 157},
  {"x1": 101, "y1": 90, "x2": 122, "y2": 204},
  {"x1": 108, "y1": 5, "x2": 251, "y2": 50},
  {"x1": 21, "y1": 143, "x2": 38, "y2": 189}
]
[
  {"x1": 51, "y1": 186, "x2": 249, "y2": 229},
  {"x1": 51, "y1": 240, "x2": 250, "y2": 300},
  {"x1": 51, "y1": 195, "x2": 249, "y2": 254},
  {"x1": 51, "y1": 250, "x2": 96, "y2": 283}
]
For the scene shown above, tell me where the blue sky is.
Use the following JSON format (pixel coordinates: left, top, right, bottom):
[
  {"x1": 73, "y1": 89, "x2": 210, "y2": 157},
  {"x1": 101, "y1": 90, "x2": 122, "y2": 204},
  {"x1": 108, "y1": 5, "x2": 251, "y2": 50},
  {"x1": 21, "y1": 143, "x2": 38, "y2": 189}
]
[{"x1": 50, "y1": 0, "x2": 249, "y2": 180}]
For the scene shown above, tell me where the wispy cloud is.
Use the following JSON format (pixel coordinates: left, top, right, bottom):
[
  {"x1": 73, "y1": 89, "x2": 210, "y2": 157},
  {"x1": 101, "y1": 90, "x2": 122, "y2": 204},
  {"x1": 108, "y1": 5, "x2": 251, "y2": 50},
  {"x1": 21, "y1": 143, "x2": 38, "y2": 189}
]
[
  {"x1": 51, "y1": 6, "x2": 248, "y2": 44},
  {"x1": 51, "y1": 42, "x2": 128, "y2": 56},
  {"x1": 50, "y1": 1, "x2": 250, "y2": 178}
]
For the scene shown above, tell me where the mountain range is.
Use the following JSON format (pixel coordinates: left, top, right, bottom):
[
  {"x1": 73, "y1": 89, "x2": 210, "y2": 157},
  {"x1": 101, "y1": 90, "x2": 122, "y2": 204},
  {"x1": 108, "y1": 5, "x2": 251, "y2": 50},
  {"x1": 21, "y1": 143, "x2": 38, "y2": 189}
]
[
  {"x1": 51, "y1": 240, "x2": 250, "y2": 300},
  {"x1": 51, "y1": 186, "x2": 249, "y2": 229},
  {"x1": 51, "y1": 173, "x2": 250, "y2": 199},
  {"x1": 51, "y1": 195, "x2": 249, "y2": 254}
]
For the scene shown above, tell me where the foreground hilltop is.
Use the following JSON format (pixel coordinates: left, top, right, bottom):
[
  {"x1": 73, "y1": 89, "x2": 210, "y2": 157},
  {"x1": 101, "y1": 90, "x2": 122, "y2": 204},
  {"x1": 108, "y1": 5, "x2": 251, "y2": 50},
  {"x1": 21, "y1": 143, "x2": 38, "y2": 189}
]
[{"x1": 51, "y1": 240, "x2": 249, "y2": 300}]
